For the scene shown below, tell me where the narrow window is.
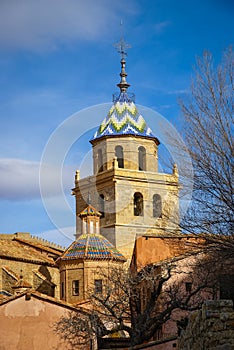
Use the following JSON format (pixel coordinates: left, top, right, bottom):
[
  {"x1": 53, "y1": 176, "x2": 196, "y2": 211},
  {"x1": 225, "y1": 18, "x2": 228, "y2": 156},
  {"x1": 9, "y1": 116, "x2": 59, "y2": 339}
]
[
  {"x1": 96, "y1": 220, "x2": 99, "y2": 234},
  {"x1": 94, "y1": 279, "x2": 103, "y2": 294},
  {"x1": 82, "y1": 220, "x2": 87, "y2": 234},
  {"x1": 138, "y1": 146, "x2": 146, "y2": 171},
  {"x1": 219, "y1": 275, "x2": 234, "y2": 301},
  {"x1": 90, "y1": 220, "x2": 94, "y2": 233},
  {"x1": 72, "y1": 280, "x2": 79, "y2": 296},
  {"x1": 97, "y1": 149, "x2": 103, "y2": 172},
  {"x1": 134, "y1": 192, "x2": 144, "y2": 216},
  {"x1": 115, "y1": 145, "x2": 124, "y2": 168},
  {"x1": 99, "y1": 194, "x2": 105, "y2": 218},
  {"x1": 153, "y1": 194, "x2": 162, "y2": 218},
  {"x1": 61, "y1": 282, "x2": 64, "y2": 299},
  {"x1": 185, "y1": 282, "x2": 192, "y2": 293}
]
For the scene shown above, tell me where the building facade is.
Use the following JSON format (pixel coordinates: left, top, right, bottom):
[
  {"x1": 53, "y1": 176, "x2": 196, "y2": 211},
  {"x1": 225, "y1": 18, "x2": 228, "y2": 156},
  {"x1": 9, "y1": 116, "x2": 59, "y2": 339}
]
[
  {"x1": 57, "y1": 204, "x2": 126, "y2": 303},
  {"x1": 72, "y1": 55, "x2": 180, "y2": 259},
  {"x1": 0, "y1": 232, "x2": 62, "y2": 299}
]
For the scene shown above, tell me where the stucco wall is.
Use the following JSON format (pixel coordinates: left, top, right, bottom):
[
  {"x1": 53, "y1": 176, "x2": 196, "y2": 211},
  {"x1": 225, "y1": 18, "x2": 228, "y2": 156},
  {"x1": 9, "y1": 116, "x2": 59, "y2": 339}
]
[
  {"x1": 0, "y1": 293, "x2": 77, "y2": 350},
  {"x1": 132, "y1": 235, "x2": 204, "y2": 268}
]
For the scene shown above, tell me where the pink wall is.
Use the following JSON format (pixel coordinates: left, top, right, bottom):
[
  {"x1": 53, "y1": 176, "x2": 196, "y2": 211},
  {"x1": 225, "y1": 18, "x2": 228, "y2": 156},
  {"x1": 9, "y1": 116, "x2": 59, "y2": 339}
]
[{"x1": 0, "y1": 293, "x2": 75, "y2": 350}]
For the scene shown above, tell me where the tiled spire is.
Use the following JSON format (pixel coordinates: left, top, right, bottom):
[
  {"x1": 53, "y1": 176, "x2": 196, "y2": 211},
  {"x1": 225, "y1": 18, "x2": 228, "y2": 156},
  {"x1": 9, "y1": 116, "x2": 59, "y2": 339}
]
[{"x1": 91, "y1": 37, "x2": 158, "y2": 143}]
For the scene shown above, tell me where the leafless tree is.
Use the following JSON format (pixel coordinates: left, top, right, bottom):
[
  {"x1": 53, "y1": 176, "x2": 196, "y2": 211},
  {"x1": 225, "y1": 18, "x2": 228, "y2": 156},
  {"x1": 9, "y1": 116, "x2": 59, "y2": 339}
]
[
  {"x1": 54, "y1": 310, "x2": 93, "y2": 349},
  {"x1": 55, "y1": 253, "x2": 228, "y2": 348},
  {"x1": 179, "y1": 46, "x2": 233, "y2": 237}
]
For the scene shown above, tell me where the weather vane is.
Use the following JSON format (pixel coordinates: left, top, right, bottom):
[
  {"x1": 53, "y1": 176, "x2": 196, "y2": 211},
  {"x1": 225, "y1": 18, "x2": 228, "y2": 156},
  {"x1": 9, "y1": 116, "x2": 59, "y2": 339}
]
[{"x1": 114, "y1": 20, "x2": 131, "y2": 60}]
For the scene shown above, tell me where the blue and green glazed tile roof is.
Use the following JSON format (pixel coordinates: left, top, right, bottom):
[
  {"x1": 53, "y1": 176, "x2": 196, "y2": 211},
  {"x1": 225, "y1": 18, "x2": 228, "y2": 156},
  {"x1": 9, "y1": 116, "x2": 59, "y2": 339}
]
[
  {"x1": 91, "y1": 92, "x2": 156, "y2": 141},
  {"x1": 60, "y1": 233, "x2": 126, "y2": 262}
]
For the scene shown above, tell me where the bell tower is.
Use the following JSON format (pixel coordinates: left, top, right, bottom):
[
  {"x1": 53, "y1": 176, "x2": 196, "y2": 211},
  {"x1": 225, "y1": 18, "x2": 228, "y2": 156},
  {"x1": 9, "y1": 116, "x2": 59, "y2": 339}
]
[{"x1": 72, "y1": 40, "x2": 180, "y2": 259}]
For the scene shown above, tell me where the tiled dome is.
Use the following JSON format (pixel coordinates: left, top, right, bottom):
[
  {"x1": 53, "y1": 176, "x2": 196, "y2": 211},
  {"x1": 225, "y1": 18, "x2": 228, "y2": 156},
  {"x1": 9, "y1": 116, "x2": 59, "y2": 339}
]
[
  {"x1": 59, "y1": 233, "x2": 126, "y2": 262},
  {"x1": 91, "y1": 92, "x2": 156, "y2": 141}
]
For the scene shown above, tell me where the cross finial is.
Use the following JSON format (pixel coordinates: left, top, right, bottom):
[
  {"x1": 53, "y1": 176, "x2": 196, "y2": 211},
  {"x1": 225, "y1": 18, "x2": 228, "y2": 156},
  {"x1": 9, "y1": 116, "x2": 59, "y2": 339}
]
[
  {"x1": 114, "y1": 21, "x2": 131, "y2": 60},
  {"x1": 114, "y1": 21, "x2": 131, "y2": 93},
  {"x1": 114, "y1": 37, "x2": 131, "y2": 60}
]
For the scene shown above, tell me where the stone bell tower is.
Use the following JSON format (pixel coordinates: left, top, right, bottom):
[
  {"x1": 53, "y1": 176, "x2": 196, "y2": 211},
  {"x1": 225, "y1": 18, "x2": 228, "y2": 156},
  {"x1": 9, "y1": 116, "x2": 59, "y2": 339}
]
[{"x1": 72, "y1": 40, "x2": 180, "y2": 259}]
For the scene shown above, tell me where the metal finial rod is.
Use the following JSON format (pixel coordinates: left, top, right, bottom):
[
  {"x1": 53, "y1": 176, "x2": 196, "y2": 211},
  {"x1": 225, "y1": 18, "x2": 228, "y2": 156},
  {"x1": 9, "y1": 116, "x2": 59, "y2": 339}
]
[
  {"x1": 87, "y1": 191, "x2": 91, "y2": 205},
  {"x1": 114, "y1": 22, "x2": 131, "y2": 93},
  {"x1": 117, "y1": 58, "x2": 130, "y2": 92},
  {"x1": 113, "y1": 20, "x2": 131, "y2": 60}
]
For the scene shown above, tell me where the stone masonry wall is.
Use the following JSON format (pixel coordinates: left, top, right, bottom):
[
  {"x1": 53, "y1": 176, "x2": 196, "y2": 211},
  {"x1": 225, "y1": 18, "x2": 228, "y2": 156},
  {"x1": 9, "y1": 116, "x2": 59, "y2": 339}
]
[{"x1": 178, "y1": 300, "x2": 234, "y2": 350}]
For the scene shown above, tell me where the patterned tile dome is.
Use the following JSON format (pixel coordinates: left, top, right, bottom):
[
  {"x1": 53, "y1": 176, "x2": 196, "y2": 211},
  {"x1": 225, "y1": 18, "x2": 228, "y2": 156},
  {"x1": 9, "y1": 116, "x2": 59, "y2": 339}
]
[
  {"x1": 59, "y1": 233, "x2": 126, "y2": 262},
  {"x1": 91, "y1": 92, "x2": 157, "y2": 142}
]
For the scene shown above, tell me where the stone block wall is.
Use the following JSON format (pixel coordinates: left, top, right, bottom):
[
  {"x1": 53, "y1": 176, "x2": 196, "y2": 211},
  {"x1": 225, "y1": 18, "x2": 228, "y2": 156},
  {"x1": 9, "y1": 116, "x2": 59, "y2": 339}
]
[
  {"x1": 0, "y1": 258, "x2": 60, "y2": 298},
  {"x1": 178, "y1": 300, "x2": 234, "y2": 350}
]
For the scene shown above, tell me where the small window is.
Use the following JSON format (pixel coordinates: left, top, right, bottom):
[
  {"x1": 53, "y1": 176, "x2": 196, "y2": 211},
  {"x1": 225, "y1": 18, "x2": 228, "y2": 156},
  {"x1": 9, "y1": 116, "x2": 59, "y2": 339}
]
[
  {"x1": 97, "y1": 149, "x2": 103, "y2": 172},
  {"x1": 99, "y1": 194, "x2": 105, "y2": 218},
  {"x1": 185, "y1": 282, "x2": 192, "y2": 293},
  {"x1": 115, "y1": 145, "x2": 124, "y2": 168},
  {"x1": 134, "y1": 192, "x2": 144, "y2": 216},
  {"x1": 72, "y1": 280, "x2": 79, "y2": 296},
  {"x1": 61, "y1": 282, "x2": 64, "y2": 299},
  {"x1": 219, "y1": 275, "x2": 234, "y2": 302},
  {"x1": 94, "y1": 279, "x2": 103, "y2": 294},
  {"x1": 153, "y1": 194, "x2": 162, "y2": 218},
  {"x1": 138, "y1": 146, "x2": 146, "y2": 171}
]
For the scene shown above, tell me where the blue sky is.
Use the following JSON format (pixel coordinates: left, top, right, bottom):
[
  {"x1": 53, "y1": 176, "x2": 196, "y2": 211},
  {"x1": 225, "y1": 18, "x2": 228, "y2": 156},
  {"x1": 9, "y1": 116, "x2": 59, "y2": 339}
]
[{"x1": 0, "y1": 0, "x2": 233, "y2": 247}]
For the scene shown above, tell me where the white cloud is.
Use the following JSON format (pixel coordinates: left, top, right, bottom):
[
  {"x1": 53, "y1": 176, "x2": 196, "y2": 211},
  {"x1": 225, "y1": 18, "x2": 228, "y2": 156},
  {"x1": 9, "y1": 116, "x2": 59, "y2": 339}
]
[
  {"x1": 0, "y1": 158, "x2": 73, "y2": 201},
  {"x1": 167, "y1": 89, "x2": 188, "y2": 95},
  {"x1": 0, "y1": 0, "x2": 135, "y2": 51}
]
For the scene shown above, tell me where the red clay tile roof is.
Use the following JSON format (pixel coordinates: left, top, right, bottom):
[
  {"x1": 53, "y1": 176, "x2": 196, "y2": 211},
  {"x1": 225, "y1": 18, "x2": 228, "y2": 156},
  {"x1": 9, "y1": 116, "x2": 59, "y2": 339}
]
[
  {"x1": 13, "y1": 237, "x2": 63, "y2": 256},
  {"x1": 12, "y1": 277, "x2": 32, "y2": 289},
  {"x1": 0, "y1": 290, "x2": 87, "y2": 312},
  {"x1": 0, "y1": 239, "x2": 57, "y2": 265}
]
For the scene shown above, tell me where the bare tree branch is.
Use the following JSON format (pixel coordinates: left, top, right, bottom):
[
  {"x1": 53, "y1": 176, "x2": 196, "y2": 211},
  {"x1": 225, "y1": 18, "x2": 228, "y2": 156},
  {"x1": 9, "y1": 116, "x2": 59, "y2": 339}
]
[{"x1": 179, "y1": 47, "x2": 234, "y2": 236}]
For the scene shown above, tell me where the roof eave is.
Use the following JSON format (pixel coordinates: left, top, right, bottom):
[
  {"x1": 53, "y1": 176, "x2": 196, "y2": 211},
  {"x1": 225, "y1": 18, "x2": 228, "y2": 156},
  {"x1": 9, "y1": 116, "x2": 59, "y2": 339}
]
[{"x1": 90, "y1": 133, "x2": 160, "y2": 146}]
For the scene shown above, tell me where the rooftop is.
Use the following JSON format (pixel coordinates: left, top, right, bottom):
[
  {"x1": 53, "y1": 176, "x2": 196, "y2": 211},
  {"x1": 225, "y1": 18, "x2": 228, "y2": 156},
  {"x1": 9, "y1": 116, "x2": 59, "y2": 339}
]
[
  {"x1": 91, "y1": 92, "x2": 158, "y2": 142},
  {"x1": 91, "y1": 44, "x2": 159, "y2": 144},
  {"x1": 0, "y1": 238, "x2": 58, "y2": 265},
  {"x1": 59, "y1": 233, "x2": 126, "y2": 262}
]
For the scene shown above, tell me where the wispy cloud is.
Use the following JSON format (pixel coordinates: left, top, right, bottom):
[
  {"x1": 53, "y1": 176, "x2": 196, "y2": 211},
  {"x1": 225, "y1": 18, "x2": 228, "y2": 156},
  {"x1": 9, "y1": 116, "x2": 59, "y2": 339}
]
[
  {"x1": 0, "y1": 158, "x2": 73, "y2": 201},
  {"x1": 0, "y1": 0, "x2": 135, "y2": 51},
  {"x1": 167, "y1": 89, "x2": 188, "y2": 95},
  {"x1": 154, "y1": 21, "x2": 171, "y2": 35}
]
